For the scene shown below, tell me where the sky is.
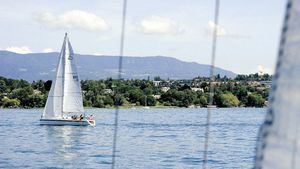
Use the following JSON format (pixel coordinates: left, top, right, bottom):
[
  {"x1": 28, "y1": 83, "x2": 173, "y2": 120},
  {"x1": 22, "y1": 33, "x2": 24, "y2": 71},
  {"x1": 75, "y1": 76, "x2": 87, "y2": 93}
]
[{"x1": 0, "y1": 0, "x2": 287, "y2": 74}]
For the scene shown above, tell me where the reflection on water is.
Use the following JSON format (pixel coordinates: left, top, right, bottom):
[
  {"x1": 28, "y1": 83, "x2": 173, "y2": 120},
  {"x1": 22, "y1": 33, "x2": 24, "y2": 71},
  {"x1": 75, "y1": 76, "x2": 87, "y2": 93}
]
[
  {"x1": 0, "y1": 108, "x2": 265, "y2": 169},
  {"x1": 45, "y1": 126, "x2": 85, "y2": 162}
]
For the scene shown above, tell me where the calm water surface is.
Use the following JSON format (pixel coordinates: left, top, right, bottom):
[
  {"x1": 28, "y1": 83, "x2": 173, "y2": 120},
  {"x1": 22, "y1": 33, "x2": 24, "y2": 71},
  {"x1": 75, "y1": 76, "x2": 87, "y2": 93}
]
[{"x1": 0, "y1": 108, "x2": 265, "y2": 169}]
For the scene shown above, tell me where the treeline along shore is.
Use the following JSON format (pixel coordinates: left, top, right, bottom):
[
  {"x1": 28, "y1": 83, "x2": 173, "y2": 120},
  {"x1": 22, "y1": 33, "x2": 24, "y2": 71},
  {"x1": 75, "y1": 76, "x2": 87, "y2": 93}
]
[{"x1": 0, "y1": 73, "x2": 271, "y2": 108}]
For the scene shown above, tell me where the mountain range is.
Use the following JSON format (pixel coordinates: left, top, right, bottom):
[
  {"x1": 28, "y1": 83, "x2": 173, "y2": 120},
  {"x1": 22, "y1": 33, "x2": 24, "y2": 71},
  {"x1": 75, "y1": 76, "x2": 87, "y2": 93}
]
[{"x1": 0, "y1": 50, "x2": 235, "y2": 81}]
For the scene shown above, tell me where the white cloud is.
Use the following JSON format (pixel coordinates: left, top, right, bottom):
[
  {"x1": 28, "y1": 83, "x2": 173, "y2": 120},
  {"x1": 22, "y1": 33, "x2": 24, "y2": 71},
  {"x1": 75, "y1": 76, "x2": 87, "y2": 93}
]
[
  {"x1": 6, "y1": 46, "x2": 32, "y2": 54},
  {"x1": 36, "y1": 10, "x2": 109, "y2": 32},
  {"x1": 136, "y1": 16, "x2": 183, "y2": 35},
  {"x1": 43, "y1": 48, "x2": 54, "y2": 53},
  {"x1": 39, "y1": 72, "x2": 49, "y2": 75},
  {"x1": 207, "y1": 21, "x2": 227, "y2": 36},
  {"x1": 206, "y1": 21, "x2": 249, "y2": 39},
  {"x1": 18, "y1": 68, "x2": 27, "y2": 72},
  {"x1": 257, "y1": 65, "x2": 273, "y2": 75}
]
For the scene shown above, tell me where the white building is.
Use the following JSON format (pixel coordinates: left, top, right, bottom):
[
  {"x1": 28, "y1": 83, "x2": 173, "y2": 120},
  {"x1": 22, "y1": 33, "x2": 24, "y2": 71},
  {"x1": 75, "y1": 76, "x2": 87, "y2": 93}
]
[
  {"x1": 153, "y1": 81, "x2": 161, "y2": 86},
  {"x1": 104, "y1": 89, "x2": 113, "y2": 94},
  {"x1": 161, "y1": 87, "x2": 170, "y2": 92},
  {"x1": 191, "y1": 88, "x2": 204, "y2": 92}
]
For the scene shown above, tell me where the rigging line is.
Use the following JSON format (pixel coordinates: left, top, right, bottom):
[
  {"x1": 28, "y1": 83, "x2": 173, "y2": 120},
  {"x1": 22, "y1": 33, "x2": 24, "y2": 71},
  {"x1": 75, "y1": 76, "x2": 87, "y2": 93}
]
[
  {"x1": 202, "y1": 0, "x2": 220, "y2": 169},
  {"x1": 111, "y1": 0, "x2": 128, "y2": 169}
]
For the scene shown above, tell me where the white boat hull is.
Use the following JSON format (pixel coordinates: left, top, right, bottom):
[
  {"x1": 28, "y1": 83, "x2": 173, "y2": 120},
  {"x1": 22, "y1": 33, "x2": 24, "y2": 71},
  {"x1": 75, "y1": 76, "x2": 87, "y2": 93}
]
[{"x1": 40, "y1": 118, "x2": 95, "y2": 126}]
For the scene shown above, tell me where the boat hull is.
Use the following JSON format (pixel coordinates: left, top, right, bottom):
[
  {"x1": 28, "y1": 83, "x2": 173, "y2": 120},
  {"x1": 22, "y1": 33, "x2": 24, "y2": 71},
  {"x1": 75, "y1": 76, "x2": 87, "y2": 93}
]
[{"x1": 40, "y1": 119, "x2": 95, "y2": 126}]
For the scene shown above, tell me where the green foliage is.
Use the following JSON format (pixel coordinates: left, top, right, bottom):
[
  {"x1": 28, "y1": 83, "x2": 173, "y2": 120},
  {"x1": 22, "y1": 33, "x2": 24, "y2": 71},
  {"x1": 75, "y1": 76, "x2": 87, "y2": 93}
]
[
  {"x1": 27, "y1": 94, "x2": 45, "y2": 108},
  {"x1": 246, "y1": 93, "x2": 265, "y2": 107},
  {"x1": 44, "y1": 80, "x2": 52, "y2": 91},
  {"x1": 0, "y1": 80, "x2": 7, "y2": 93},
  {"x1": 128, "y1": 89, "x2": 143, "y2": 103},
  {"x1": 160, "y1": 89, "x2": 198, "y2": 107},
  {"x1": 94, "y1": 95, "x2": 105, "y2": 108},
  {"x1": 146, "y1": 95, "x2": 157, "y2": 106},
  {"x1": 32, "y1": 80, "x2": 46, "y2": 92},
  {"x1": 103, "y1": 95, "x2": 114, "y2": 106},
  {"x1": 235, "y1": 73, "x2": 272, "y2": 81},
  {"x1": 0, "y1": 74, "x2": 270, "y2": 108},
  {"x1": 1, "y1": 97, "x2": 20, "y2": 107},
  {"x1": 215, "y1": 92, "x2": 240, "y2": 107},
  {"x1": 114, "y1": 94, "x2": 126, "y2": 106},
  {"x1": 154, "y1": 76, "x2": 162, "y2": 81},
  {"x1": 193, "y1": 95, "x2": 208, "y2": 107}
]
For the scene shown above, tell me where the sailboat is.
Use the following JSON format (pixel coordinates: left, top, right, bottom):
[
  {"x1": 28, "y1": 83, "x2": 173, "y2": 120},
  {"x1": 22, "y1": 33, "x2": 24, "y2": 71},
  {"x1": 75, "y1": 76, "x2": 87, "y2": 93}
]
[
  {"x1": 40, "y1": 33, "x2": 95, "y2": 126},
  {"x1": 254, "y1": 0, "x2": 300, "y2": 168}
]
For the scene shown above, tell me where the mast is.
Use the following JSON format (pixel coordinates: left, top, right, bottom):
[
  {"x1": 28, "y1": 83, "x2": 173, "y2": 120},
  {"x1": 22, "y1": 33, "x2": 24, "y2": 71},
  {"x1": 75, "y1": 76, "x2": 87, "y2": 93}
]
[{"x1": 61, "y1": 33, "x2": 67, "y2": 118}]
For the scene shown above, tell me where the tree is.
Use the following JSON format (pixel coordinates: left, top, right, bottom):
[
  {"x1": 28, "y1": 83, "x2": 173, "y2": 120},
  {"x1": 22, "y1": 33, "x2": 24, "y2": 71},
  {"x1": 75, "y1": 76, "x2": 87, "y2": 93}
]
[
  {"x1": 27, "y1": 94, "x2": 45, "y2": 107},
  {"x1": 194, "y1": 95, "x2": 207, "y2": 107},
  {"x1": 154, "y1": 76, "x2": 162, "y2": 81},
  {"x1": 103, "y1": 95, "x2": 114, "y2": 106},
  {"x1": 215, "y1": 92, "x2": 240, "y2": 107},
  {"x1": 128, "y1": 89, "x2": 143, "y2": 103},
  {"x1": 10, "y1": 86, "x2": 34, "y2": 107},
  {"x1": 94, "y1": 95, "x2": 105, "y2": 108},
  {"x1": 44, "y1": 80, "x2": 52, "y2": 91},
  {"x1": 114, "y1": 94, "x2": 125, "y2": 106},
  {"x1": 179, "y1": 84, "x2": 191, "y2": 91},
  {"x1": 32, "y1": 80, "x2": 45, "y2": 92},
  {"x1": 13, "y1": 79, "x2": 30, "y2": 89},
  {"x1": 143, "y1": 87, "x2": 153, "y2": 95},
  {"x1": 181, "y1": 90, "x2": 196, "y2": 107},
  {"x1": 1, "y1": 97, "x2": 20, "y2": 108},
  {"x1": 246, "y1": 93, "x2": 265, "y2": 107},
  {"x1": 139, "y1": 95, "x2": 147, "y2": 106},
  {"x1": 233, "y1": 84, "x2": 248, "y2": 105},
  {"x1": 146, "y1": 95, "x2": 156, "y2": 106},
  {"x1": 0, "y1": 80, "x2": 7, "y2": 93}
]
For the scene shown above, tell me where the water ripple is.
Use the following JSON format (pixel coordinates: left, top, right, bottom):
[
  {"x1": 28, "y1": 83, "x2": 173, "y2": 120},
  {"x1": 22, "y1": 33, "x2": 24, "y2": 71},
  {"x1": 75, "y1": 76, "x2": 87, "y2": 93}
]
[{"x1": 0, "y1": 108, "x2": 265, "y2": 169}]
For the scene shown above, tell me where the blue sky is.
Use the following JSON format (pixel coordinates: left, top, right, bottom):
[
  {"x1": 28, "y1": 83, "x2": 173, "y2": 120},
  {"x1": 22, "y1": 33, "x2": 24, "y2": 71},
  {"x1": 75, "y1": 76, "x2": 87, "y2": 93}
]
[{"x1": 0, "y1": 0, "x2": 286, "y2": 74}]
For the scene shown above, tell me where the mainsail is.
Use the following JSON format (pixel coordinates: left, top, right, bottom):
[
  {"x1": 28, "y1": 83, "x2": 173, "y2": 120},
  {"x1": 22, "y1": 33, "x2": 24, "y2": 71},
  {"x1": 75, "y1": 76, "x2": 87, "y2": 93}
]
[
  {"x1": 42, "y1": 33, "x2": 84, "y2": 119},
  {"x1": 254, "y1": 0, "x2": 300, "y2": 168}
]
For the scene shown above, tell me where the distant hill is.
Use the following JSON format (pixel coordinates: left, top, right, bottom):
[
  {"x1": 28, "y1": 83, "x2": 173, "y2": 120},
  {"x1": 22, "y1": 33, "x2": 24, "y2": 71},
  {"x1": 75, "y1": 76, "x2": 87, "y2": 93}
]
[{"x1": 0, "y1": 51, "x2": 235, "y2": 81}]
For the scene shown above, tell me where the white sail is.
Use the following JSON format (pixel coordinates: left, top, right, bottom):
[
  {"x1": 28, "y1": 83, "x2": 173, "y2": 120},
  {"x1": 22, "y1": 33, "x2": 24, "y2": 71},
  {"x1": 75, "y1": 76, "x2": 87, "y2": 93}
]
[
  {"x1": 42, "y1": 33, "x2": 84, "y2": 119},
  {"x1": 254, "y1": 0, "x2": 300, "y2": 168},
  {"x1": 62, "y1": 36, "x2": 84, "y2": 113}
]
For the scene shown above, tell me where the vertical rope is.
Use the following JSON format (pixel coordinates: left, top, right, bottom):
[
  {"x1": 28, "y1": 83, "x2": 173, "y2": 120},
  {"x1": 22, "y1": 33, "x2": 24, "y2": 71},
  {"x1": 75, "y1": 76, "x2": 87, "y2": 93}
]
[
  {"x1": 202, "y1": 0, "x2": 220, "y2": 169},
  {"x1": 111, "y1": 0, "x2": 127, "y2": 169}
]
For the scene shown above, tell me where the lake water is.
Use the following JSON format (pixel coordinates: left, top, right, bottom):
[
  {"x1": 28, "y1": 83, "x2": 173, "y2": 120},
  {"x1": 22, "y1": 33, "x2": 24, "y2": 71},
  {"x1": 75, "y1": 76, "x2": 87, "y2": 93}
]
[{"x1": 0, "y1": 108, "x2": 265, "y2": 169}]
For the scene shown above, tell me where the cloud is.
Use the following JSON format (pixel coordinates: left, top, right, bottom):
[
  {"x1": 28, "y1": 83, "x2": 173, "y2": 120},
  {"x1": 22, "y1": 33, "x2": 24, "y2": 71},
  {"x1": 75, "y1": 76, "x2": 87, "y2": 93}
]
[
  {"x1": 43, "y1": 48, "x2": 54, "y2": 53},
  {"x1": 205, "y1": 21, "x2": 249, "y2": 39},
  {"x1": 257, "y1": 65, "x2": 273, "y2": 75},
  {"x1": 18, "y1": 68, "x2": 27, "y2": 72},
  {"x1": 39, "y1": 72, "x2": 49, "y2": 75},
  {"x1": 208, "y1": 21, "x2": 227, "y2": 36},
  {"x1": 6, "y1": 46, "x2": 32, "y2": 54},
  {"x1": 36, "y1": 10, "x2": 109, "y2": 32},
  {"x1": 136, "y1": 16, "x2": 183, "y2": 35}
]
